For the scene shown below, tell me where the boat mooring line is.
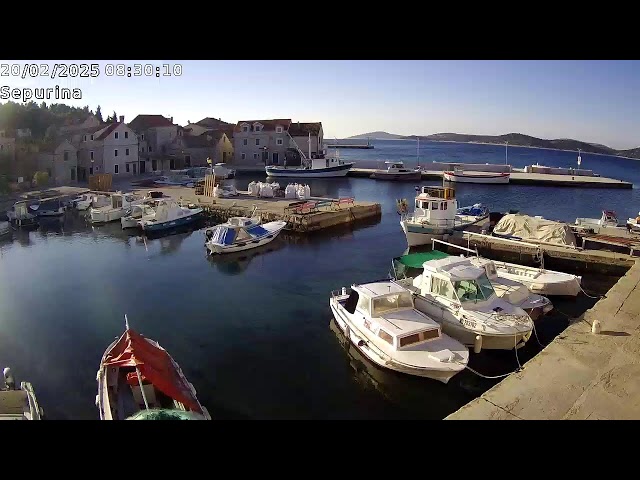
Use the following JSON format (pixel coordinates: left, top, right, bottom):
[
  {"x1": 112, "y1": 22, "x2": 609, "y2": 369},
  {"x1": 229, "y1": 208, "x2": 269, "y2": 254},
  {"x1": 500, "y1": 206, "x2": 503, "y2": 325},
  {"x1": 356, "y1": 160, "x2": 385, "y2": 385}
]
[{"x1": 579, "y1": 285, "x2": 603, "y2": 299}]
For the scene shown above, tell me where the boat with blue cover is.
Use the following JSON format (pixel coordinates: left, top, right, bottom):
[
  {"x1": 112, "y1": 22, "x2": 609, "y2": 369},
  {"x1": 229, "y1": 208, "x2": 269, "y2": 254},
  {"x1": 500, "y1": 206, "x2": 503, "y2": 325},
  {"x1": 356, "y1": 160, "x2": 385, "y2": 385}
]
[
  {"x1": 204, "y1": 216, "x2": 287, "y2": 254},
  {"x1": 138, "y1": 199, "x2": 203, "y2": 233}
]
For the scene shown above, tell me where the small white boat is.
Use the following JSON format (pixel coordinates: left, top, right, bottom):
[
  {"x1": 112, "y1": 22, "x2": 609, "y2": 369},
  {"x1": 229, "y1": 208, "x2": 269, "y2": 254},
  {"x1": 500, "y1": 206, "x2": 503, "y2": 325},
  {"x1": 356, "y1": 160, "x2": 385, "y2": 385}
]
[
  {"x1": 121, "y1": 203, "x2": 158, "y2": 229},
  {"x1": 90, "y1": 192, "x2": 143, "y2": 224},
  {"x1": 204, "y1": 216, "x2": 287, "y2": 255},
  {"x1": 96, "y1": 315, "x2": 211, "y2": 420},
  {"x1": 399, "y1": 186, "x2": 488, "y2": 247},
  {"x1": 1, "y1": 367, "x2": 44, "y2": 420},
  {"x1": 574, "y1": 210, "x2": 629, "y2": 235},
  {"x1": 0, "y1": 220, "x2": 10, "y2": 237},
  {"x1": 443, "y1": 168, "x2": 510, "y2": 184},
  {"x1": 627, "y1": 212, "x2": 640, "y2": 233},
  {"x1": 370, "y1": 161, "x2": 422, "y2": 181},
  {"x1": 391, "y1": 253, "x2": 534, "y2": 351},
  {"x1": 73, "y1": 193, "x2": 109, "y2": 211},
  {"x1": 329, "y1": 280, "x2": 469, "y2": 383},
  {"x1": 138, "y1": 200, "x2": 203, "y2": 233}
]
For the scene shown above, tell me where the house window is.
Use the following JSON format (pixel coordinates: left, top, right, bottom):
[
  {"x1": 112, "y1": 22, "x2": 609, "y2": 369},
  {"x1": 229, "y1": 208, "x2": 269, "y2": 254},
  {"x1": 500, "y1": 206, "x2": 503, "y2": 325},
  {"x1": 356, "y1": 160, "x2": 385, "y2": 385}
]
[
  {"x1": 126, "y1": 148, "x2": 130, "y2": 156},
  {"x1": 185, "y1": 155, "x2": 191, "y2": 167},
  {"x1": 90, "y1": 151, "x2": 94, "y2": 160},
  {"x1": 255, "y1": 125, "x2": 262, "y2": 132},
  {"x1": 242, "y1": 125, "x2": 249, "y2": 132},
  {"x1": 126, "y1": 164, "x2": 130, "y2": 173},
  {"x1": 124, "y1": 131, "x2": 129, "y2": 139},
  {"x1": 90, "y1": 135, "x2": 94, "y2": 140},
  {"x1": 253, "y1": 153, "x2": 258, "y2": 159},
  {"x1": 149, "y1": 146, "x2": 152, "y2": 152},
  {"x1": 152, "y1": 159, "x2": 157, "y2": 171},
  {"x1": 114, "y1": 149, "x2": 118, "y2": 157},
  {"x1": 115, "y1": 132, "x2": 119, "y2": 139},
  {"x1": 276, "y1": 126, "x2": 283, "y2": 133},
  {"x1": 276, "y1": 139, "x2": 283, "y2": 146},
  {"x1": 64, "y1": 151, "x2": 69, "y2": 161},
  {"x1": 255, "y1": 139, "x2": 260, "y2": 146},
  {"x1": 241, "y1": 153, "x2": 246, "y2": 160},
  {"x1": 83, "y1": 135, "x2": 87, "y2": 141},
  {"x1": 170, "y1": 159, "x2": 175, "y2": 170},
  {"x1": 89, "y1": 166, "x2": 93, "y2": 175},
  {"x1": 243, "y1": 139, "x2": 248, "y2": 146},
  {"x1": 141, "y1": 134, "x2": 144, "y2": 140},
  {"x1": 114, "y1": 164, "x2": 119, "y2": 174}
]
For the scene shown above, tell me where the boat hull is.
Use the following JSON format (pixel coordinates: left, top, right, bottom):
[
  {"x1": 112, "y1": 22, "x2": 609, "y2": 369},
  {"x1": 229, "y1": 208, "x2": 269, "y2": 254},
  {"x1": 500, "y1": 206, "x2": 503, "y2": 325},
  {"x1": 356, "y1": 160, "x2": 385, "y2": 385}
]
[
  {"x1": 206, "y1": 221, "x2": 286, "y2": 254},
  {"x1": 265, "y1": 163, "x2": 353, "y2": 178},
  {"x1": 140, "y1": 210, "x2": 202, "y2": 232},
  {"x1": 401, "y1": 220, "x2": 451, "y2": 247},
  {"x1": 370, "y1": 171, "x2": 422, "y2": 181},
  {"x1": 330, "y1": 303, "x2": 464, "y2": 384},
  {"x1": 91, "y1": 209, "x2": 127, "y2": 224},
  {"x1": 443, "y1": 171, "x2": 510, "y2": 184}
]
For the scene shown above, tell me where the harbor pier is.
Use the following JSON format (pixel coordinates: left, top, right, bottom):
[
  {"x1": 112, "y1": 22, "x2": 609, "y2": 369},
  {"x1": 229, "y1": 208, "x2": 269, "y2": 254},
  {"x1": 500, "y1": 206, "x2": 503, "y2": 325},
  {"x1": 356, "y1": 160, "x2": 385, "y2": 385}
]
[{"x1": 445, "y1": 259, "x2": 640, "y2": 420}]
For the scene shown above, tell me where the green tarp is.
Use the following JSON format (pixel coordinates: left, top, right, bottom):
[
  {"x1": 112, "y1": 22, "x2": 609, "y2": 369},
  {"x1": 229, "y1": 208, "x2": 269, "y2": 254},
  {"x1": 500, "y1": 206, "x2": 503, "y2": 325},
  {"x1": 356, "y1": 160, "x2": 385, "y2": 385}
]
[{"x1": 394, "y1": 250, "x2": 450, "y2": 269}]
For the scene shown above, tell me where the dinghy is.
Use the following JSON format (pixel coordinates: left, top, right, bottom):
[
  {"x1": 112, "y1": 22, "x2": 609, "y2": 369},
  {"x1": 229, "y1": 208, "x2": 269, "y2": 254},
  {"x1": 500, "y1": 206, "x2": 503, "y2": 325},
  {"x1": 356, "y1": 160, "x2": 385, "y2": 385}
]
[
  {"x1": 96, "y1": 315, "x2": 211, "y2": 420},
  {"x1": 330, "y1": 280, "x2": 469, "y2": 383}
]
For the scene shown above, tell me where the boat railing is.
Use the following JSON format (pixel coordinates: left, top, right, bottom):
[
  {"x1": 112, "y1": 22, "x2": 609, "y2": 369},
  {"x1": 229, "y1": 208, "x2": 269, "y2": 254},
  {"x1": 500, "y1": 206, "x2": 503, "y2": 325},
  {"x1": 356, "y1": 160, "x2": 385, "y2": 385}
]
[
  {"x1": 403, "y1": 214, "x2": 457, "y2": 228},
  {"x1": 330, "y1": 287, "x2": 353, "y2": 299},
  {"x1": 432, "y1": 238, "x2": 479, "y2": 256}
]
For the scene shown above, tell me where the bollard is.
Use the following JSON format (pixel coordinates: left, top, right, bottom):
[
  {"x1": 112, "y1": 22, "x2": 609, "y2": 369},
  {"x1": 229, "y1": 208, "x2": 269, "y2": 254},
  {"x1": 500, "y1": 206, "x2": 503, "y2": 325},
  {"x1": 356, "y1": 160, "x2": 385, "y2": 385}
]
[
  {"x1": 591, "y1": 319, "x2": 601, "y2": 334},
  {"x1": 474, "y1": 335, "x2": 483, "y2": 353}
]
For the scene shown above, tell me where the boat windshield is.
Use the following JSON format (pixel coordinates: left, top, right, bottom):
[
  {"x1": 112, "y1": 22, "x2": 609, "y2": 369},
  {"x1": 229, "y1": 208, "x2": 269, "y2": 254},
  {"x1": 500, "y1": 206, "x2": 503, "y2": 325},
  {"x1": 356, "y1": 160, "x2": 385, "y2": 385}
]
[
  {"x1": 371, "y1": 292, "x2": 414, "y2": 316},
  {"x1": 452, "y1": 274, "x2": 495, "y2": 303}
]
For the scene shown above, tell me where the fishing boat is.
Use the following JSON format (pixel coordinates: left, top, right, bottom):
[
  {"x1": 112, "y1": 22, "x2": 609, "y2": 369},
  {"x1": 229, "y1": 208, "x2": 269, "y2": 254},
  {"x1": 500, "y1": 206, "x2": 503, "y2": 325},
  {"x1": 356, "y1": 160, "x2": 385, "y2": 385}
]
[
  {"x1": 443, "y1": 168, "x2": 510, "y2": 184},
  {"x1": 370, "y1": 161, "x2": 422, "y2": 181},
  {"x1": 399, "y1": 186, "x2": 488, "y2": 247},
  {"x1": 329, "y1": 280, "x2": 469, "y2": 383},
  {"x1": 205, "y1": 215, "x2": 287, "y2": 255},
  {"x1": 391, "y1": 252, "x2": 534, "y2": 351},
  {"x1": 627, "y1": 212, "x2": 640, "y2": 233},
  {"x1": 0, "y1": 220, "x2": 10, "y2": 237},
  {"x1": 6, "y1": 201, "x2": 38, "y2": 228},
  {"x1": 29, "y1": 198, "x2": 65, "y2": 217},
  {"x1": 138, "y1": 199, "x2": 203, "y2": 233},
  {"x1": 96, "y1": 315, "x2": 211, "y2": 420},
  {"x1": 0, "y1": 367, "x2": 44, "y2": 420},
  {"x1": 90, "y1": 192, "x2": 143, "y2": 224}
]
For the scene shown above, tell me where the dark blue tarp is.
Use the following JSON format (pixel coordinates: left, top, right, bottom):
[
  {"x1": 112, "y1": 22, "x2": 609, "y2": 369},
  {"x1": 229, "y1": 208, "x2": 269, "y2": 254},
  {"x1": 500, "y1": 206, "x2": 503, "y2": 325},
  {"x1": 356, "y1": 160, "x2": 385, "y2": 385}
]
[
  {"x1": 246, "y1": 225, "x2": 269, "y2": 237},
  {"x1": 210, "y1": 226, "x2": 237, "y2": 245}
]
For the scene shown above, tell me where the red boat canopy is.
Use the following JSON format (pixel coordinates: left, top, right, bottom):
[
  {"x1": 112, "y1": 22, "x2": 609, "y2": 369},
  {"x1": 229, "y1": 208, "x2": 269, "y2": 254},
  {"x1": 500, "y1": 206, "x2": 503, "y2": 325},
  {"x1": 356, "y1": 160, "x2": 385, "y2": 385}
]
[{"x1": 103, "y1": 329, "x2": 202, "y2": 414}]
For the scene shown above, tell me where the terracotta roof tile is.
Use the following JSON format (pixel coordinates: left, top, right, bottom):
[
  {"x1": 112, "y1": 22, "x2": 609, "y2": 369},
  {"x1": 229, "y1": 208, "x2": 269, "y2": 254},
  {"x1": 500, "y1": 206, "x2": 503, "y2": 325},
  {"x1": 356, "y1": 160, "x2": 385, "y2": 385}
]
[
  {"x1": 289, "y1": 122, "x2": 323, "y2": 136},
  {"x1": 128, "y1": 115, "x2": 174, "y2": 131},
  {"x1": 234, "y1": 119, "x2": 291, "y2": 133}
]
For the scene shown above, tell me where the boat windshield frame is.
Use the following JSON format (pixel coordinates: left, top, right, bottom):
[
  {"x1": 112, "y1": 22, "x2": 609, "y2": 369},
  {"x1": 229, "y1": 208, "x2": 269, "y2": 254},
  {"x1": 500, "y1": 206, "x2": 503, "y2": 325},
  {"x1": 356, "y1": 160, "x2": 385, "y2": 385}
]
[
  {"x1": 452, "y1": 273, "x2": 496, "y2": 303},
  {"x1": 370, "y1": 292, "x2": 414, "y2": 317}
]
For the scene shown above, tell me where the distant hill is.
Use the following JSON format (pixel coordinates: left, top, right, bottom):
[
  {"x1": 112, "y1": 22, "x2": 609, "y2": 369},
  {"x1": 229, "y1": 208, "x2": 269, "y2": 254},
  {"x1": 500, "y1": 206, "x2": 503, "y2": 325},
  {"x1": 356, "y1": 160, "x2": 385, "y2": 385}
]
[{"x1": 346, "y1": 131, "x2": 406, "y2": 140}]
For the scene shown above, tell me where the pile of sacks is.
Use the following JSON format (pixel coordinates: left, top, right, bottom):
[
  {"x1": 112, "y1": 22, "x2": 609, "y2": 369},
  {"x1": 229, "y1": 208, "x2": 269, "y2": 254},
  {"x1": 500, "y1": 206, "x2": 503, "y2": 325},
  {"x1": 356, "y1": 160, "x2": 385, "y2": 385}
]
[
  {"x1": 284, "y1": 183, "x2": 311, "y2": 200},
  {"x1": 248, "y1": 181, "x2": 281, "y2": 198}
]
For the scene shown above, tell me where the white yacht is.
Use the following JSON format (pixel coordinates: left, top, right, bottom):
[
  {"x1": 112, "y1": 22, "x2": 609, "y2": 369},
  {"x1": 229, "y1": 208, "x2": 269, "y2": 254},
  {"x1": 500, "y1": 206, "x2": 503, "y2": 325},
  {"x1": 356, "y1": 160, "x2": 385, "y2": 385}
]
[
  {"x1": 90, "y1": 192, "x2": 143, "y2": 224},
  {"x1": 392, "y1": 254, "x2": 533, "y2": 351},
  {"x1": 329, "y1": 280, "x2": 469, "y2": 383},
  {"x1": 399, "y1": 186, "x2": 488, "y2": 247}
]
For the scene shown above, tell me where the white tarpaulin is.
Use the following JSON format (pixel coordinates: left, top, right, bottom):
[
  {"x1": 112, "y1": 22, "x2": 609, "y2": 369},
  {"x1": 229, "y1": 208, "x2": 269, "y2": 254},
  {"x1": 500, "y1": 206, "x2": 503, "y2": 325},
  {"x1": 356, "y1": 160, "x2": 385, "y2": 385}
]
[{"x1": 493, "y1": 214, "x2": 577, "y2": 247}]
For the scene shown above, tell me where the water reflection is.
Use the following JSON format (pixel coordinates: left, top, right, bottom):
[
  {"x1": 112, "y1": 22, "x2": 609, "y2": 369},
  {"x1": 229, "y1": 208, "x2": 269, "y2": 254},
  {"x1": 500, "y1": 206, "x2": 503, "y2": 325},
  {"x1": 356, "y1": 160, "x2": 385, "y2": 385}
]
[{"x1": 206, "y1": 236, "x2": 286, "y2": 275}]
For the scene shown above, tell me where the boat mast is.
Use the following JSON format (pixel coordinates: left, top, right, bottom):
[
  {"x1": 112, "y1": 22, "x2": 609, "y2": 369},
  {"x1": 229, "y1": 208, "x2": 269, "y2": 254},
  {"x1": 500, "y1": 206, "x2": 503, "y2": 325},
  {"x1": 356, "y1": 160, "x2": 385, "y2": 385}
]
[
  {"x1": 124, "y1": 314, "x2": 150, "y2": 410},
  {"x1": 505, "y1": 141, "x2": 508, "y2": 165},
  {"x1": 308, "y1": 131, "x2": 311, "y2": 162},
  {"x1": 417, "y1": 136, "x2": 420, "y2": 167},
  {"x1": 577, "y1": 148, "x2": 582, "y2": 167}
]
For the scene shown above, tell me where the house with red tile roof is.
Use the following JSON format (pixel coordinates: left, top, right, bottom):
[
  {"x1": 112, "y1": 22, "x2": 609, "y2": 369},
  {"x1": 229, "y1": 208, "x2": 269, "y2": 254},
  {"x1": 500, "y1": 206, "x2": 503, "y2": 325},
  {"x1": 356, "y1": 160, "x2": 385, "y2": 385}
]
[
  {"x1": 232, "y1": 119, "x2": 324, "y2": 167},
  {"x1": 128, "y1": 114, "x2": 180, "y2": 173},
  {"x1": 165, "y1": 130, "x2": 233, "y2": 168}
]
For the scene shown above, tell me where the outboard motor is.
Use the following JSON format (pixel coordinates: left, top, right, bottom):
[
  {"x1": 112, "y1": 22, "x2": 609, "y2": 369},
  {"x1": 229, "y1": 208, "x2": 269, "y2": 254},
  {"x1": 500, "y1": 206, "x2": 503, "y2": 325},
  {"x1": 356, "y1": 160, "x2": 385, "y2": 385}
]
[{"x1": 3, "y1": 367, "x2": 15, "y2": 390}]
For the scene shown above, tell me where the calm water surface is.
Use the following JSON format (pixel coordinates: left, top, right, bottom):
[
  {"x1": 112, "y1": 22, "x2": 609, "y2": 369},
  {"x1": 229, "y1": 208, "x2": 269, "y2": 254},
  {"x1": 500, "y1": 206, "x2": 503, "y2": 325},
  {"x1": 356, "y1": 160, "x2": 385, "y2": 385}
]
[{"x1": 0, "y1": 140, "x2": 632, "y2": 419}]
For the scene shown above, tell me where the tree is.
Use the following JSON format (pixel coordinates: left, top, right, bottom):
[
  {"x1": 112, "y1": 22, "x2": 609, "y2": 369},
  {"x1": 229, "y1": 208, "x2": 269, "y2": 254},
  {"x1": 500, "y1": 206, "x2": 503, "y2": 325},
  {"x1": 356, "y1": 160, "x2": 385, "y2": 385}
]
[
  {"x1": 95, "y1": 105, "x2": 103, "y2": 122},
  {"x1": 33, "y1": 171, "x2": 49, "y2": 186},
  {"x1": 112, "y1": 111, "x2": 118, "y2": 123}
]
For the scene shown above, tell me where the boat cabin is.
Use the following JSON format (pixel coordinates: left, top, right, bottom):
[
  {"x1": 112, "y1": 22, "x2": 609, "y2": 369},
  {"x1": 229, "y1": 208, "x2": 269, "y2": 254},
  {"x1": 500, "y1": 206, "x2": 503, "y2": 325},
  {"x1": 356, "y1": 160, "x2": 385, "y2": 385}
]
[
  {"x1": 339, "y1": 282, "x2": 441, "y2": 350},
  {"x1": 109, "y1": 193, "x2": 138, "y2": 209},
  {"x1": 415, "y1": 256, "x2": 497, "y2": 305},
  {"x1": 412, "y1": 186, "x2": 458, "y2": 223},
  {"x1": 310, "y1": 157, "x2": 346, "y2": 169}
]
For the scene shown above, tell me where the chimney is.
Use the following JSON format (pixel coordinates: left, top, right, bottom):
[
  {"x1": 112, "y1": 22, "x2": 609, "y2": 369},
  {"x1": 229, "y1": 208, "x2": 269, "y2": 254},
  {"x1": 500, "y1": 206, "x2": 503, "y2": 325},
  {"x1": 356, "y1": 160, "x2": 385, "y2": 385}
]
[
  {"x1": 171, "y1": 117, "x2": 174, "y2": 124},
  {"x1": 119, "y1": 115, "x2": 124, "y2": 123}
]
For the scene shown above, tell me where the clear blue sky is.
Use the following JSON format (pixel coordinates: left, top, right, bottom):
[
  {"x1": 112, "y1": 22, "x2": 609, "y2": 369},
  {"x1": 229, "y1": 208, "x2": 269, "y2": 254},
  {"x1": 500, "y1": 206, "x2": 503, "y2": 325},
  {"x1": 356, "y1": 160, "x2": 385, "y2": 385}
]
[{"x1": 2, "y1": 60, "x2": 639, "y2": 149}]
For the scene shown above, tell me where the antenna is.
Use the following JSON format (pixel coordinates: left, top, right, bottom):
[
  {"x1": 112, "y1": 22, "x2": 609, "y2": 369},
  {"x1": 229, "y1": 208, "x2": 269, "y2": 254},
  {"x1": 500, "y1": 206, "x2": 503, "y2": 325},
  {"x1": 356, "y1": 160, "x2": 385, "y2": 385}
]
[{"x1": 124, "y1": 314, "x2": 130, "y2": 330}]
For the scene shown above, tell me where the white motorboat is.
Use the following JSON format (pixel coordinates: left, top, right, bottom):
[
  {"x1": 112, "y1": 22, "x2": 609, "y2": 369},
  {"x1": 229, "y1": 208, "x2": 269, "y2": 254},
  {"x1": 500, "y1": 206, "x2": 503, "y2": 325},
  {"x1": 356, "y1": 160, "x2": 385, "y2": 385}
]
[
  {"x1": 138, "y1": 200, "x2": 203, "y2": 233},
  {"x1": 0, "y1": 220, "x2": 10, "y2": 237},
  {"x1": 121, "y1": 203, "x2": 158, "y2": 229},
  {"x1": 329, "y1": 280, "x2": 469, "y2": 383},
  {"x1": 1, "y1": 367, "x2": 44, "y2": 420},
  {"x1": 627, "y1": 212, "x2": 640, "y2": 233},
  {"x1": 90, "y1": 192, "x2": 143, "y2": 224},
  {"x1": 73, "y1": 193, "x2": 109, "y2": 211},
  {"x1": 574, "y1": 210, "x2": 631, "y2": 236},
  {"x1": 399, "y1": 186, "x2": 488, "y2": 247},
  {"x1": 204, "y1": 216, "x2": 287, "y2": 255},
  {"x1": 391, "y1": 253, "x2": 534, "y2": 351},
  {"x1": 370, "y1": 161, "x2": 422, "y2": 181},
  {"x1": 443, "y1": 169, "x2": 510, "y2": 184},
  {"x1": 96, "y1": 315, "x2": 211, "y2": 420}
]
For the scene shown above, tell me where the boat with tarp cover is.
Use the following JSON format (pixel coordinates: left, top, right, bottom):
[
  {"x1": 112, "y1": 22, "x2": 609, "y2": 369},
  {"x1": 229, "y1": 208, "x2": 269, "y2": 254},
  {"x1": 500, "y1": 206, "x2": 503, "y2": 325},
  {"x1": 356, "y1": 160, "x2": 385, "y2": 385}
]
[
  {"x1": 96, "y1": 315, "x2": 211, "y2": 420},
  {"x1": 204, "y1": 216, "x2": 287, "y2": 255}
]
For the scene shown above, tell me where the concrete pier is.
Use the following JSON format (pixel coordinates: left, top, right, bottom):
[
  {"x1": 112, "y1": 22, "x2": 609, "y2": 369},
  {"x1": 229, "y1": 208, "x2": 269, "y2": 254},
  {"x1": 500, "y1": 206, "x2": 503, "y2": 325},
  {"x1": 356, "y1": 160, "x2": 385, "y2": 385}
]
[
  {"x1": 128, "y1": 185, "x2": 382, "y2": 233},
  {"x1": 349, "y1": 168, "x2": 633, "y2": 189},
  {"x1": 445, "y1": 259, "x2": 640, "y2": 420}
]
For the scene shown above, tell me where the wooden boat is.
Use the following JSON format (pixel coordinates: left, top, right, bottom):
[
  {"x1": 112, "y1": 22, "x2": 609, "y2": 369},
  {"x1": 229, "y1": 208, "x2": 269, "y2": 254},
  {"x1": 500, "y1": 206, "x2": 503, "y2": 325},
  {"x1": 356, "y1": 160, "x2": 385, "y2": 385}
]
[
  {"x1": 96, "y1": 315, "x2": 211, "y2": 420},
  {"x1": 1, "y1": 367, "x2": 43, "y2": 420},
  {"x1": 370, "y1": 161, "x2": 422, "y2": 181},
  {"x1": 330, "y1": 281, "x2": 468, "y2": 383}
]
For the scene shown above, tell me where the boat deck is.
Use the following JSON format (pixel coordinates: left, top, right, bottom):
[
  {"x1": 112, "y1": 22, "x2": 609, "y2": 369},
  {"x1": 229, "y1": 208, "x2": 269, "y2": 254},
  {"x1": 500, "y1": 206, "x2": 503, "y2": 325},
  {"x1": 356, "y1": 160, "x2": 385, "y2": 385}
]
[{"x1": 0, "y1": 390, "x2": 28, "y2": 418}]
